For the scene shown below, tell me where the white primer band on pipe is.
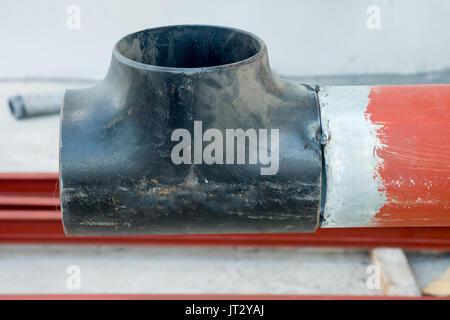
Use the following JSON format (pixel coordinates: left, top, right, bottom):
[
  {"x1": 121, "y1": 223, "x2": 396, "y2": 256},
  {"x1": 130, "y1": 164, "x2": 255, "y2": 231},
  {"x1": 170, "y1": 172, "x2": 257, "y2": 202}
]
[{"x1": 319, "y1": 86, "x2": 386, "y2": 227}]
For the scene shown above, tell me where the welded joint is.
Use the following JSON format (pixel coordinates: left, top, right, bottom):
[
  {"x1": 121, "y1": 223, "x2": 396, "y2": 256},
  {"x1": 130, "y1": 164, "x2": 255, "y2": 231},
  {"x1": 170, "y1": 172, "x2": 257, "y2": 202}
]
[{"x1": 318, "y1": 86, "x2": 387, "y2": 228}]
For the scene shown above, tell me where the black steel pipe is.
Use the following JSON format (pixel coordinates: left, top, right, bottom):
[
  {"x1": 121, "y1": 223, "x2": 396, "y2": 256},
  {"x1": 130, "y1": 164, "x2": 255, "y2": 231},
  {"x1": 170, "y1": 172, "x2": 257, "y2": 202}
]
[{"x1": 60, "y1": 25, "x2": 323, "y2": 236}]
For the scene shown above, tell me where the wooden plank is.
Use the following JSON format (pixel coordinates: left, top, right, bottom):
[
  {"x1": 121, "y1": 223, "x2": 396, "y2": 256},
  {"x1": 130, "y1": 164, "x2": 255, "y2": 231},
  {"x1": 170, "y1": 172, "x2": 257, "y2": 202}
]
[
  {"x1": 371, "y1": 248, "x2": 421, "y2": 297},
  {"x1": 423, "y1": 267, "x2": 450, "y2": 297}
]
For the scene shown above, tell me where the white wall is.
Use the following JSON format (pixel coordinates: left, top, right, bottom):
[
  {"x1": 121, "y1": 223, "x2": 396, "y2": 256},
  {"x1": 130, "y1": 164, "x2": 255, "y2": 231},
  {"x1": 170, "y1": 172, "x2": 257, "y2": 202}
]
[{"x1": 1, "y1": 0, "x2": 449, "y2": 79}]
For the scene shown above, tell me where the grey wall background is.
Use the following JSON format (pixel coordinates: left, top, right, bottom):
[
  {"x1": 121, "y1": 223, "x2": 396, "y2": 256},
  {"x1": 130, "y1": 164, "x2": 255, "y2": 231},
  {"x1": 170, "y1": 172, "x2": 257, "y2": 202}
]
[{"x1": 1, "y1": 0, "x2": 449, "y2": 80}]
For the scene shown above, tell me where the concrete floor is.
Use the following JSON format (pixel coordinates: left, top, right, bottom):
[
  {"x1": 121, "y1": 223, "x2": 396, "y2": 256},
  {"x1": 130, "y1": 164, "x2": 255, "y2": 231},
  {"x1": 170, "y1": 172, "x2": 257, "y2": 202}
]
[
  {"x1": 0, "y1": 245, "x2": 447, "y2": 295},
  {"x1": 0, "y1": 246, "x2": 382, "y2": 295}
]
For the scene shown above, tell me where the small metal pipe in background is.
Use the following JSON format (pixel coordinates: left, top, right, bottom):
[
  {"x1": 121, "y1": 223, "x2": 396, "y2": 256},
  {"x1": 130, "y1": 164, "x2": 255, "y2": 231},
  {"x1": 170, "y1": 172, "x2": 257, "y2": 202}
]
[{"x1": 8, "y1": 90, "x2": 65, "y2": 119}]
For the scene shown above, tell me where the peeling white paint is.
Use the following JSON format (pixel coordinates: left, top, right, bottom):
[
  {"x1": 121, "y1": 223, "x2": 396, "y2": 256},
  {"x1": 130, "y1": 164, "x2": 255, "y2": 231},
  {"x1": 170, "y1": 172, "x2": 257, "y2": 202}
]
[{"x1": 319, "y1": 86, "x2": 387, "y2": 227}]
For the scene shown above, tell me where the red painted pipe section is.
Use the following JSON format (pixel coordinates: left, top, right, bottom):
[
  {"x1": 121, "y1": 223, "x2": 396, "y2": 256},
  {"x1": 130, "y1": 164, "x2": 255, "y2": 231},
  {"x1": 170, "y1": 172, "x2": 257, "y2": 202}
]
[{"x1": 367, "y1": 85, "x2": 450, "y2": 227}]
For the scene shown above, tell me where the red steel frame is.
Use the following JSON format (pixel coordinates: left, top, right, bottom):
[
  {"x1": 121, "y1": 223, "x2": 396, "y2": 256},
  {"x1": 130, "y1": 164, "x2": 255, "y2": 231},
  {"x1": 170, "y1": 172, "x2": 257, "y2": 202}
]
[
  {"x1": 0, "y1": 173, "x2": 449, "y2": 250},
  {"x1": 1, "y1": 209, "x2": 449, "y2": 249}
]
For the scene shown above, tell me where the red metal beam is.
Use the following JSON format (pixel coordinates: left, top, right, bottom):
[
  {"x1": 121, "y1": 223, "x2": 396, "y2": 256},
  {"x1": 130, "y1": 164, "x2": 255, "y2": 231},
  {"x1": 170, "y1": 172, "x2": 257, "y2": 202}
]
[
  {"x1": 0, "y1": 173, "x2": 58, "y2": 194},
  {"x1": 0, "y1": 209, "x2": 449, "y2": 249},
  {"x1": 0, "y1": 173, "x2": 59, "y2": 210}
]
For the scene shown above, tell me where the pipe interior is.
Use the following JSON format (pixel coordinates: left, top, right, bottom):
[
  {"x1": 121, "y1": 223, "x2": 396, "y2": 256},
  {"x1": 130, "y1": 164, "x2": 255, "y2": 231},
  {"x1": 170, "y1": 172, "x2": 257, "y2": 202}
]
[{"x1": 116, "y1": 26, "x2": 262, "y2": 68}]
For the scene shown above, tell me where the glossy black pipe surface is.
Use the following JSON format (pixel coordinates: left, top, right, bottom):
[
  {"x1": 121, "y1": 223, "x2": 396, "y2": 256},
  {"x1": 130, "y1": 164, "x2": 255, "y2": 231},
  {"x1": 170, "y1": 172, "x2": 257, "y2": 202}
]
[{"x1": 60, "y1": 25, "x2": 322, "y2": 236}]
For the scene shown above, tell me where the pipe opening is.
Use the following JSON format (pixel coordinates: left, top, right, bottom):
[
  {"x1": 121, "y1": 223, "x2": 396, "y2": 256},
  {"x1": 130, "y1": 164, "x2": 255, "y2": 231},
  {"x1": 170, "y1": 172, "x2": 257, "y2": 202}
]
[
  {"x1": 8, "y1": 100, "x2": 15, "y2": 115},
  {"x1": 116, "y1": 25, "x2": 263, "y2": 69},
  {"x1": 8, "y1": 96, "x2": 25, "y2": 119}
]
